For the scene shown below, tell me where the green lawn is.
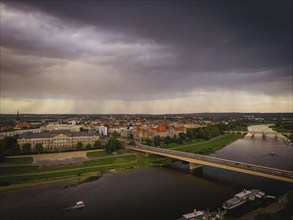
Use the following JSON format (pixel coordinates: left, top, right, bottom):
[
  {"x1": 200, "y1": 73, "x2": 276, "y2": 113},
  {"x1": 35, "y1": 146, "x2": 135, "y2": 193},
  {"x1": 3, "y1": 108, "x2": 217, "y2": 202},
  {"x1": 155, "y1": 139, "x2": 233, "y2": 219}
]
[
  {"x1": 0, "y1": 155, "x2": 160, "y2": 185},
  {"x1": 86, "y1": 149, "x2": 128, "y2": 158},
  {"x1": 176, "y1": 134, "x2": 242, "y2": 154},
  {"x1": 83, "y1": 155, "x2": 136, "y2": 166},
  {"x1": 269, "y1": 124, "x2": 293, "y2": 133},
  {"x1": 0, "y1": 166, "x2": 40, "y2": 175},
  {"x1": 232, "y1": 126, "x2": 248, "y2": 131},
  {"x1": 4, "y1": 157, "x2": 33, "y2": 164},
  {"x1": 0, "y1": 155, "x2": 137, "y2": 176}
]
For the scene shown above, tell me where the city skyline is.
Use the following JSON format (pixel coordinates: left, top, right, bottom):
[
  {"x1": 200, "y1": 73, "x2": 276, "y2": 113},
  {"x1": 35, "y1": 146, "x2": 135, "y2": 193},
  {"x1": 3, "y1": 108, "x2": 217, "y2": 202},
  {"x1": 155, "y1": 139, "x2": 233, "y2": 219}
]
[{"x1": 1, "y1": 1, "x2": 292, "y2": 114}]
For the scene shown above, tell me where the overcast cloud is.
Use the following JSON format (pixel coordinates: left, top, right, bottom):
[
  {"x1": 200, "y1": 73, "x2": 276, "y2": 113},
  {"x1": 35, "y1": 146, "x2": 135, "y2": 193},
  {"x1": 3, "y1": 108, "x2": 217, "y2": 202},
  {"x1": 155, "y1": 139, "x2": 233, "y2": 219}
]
[{"x1": 0, "y1": 1, "x2": 292, "y2": 113}]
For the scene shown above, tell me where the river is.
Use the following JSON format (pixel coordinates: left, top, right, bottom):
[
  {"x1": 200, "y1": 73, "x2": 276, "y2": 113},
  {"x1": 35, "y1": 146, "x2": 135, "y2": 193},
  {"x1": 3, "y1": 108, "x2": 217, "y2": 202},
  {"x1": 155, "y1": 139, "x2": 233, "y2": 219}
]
[{"x1": 1, "y1": 124, "x2": 292, "y2": 219}]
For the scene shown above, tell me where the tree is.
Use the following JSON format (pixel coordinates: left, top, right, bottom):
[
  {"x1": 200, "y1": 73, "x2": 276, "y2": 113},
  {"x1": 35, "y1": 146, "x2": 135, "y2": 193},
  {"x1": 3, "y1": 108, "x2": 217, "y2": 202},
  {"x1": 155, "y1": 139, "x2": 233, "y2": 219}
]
[
  {"x1": 1, "y1": 136, "x2": 20, "y2": 156},
  {"x1": 176, "y1": 138, "x2": 183, "y2": 144},
  {"x1": 22, "y1": 143, "x2": 32, "y2": 155},
  {"x1": 112, "y1": 131, "x2": 120, "y2": 138},
  {"x1": 76, "y1": 142, "x2": 83, "y2": 151},
  {"x1": 94, "y1": 140, "x2": 101, "y2": 149},
  {"x1": 179, "y1": 132, "x2": 187, "y2": 140},
  {"x1": 144, "y1": 139, "x2": 152, "y2": 146},
  {"x1": 128, "y1": 140, "x2": 136, "y2": 146},
  {"x1": 105, "y1": 138, "x2": 122, "y2": 152},
  {"x1": 153, "y1": 136, "x2": 161, "y2": 147},
  {"x1": 163, "y1": 136, "x2": 172, "y2": 145},
  {"x1": 85, "y1": 144, "x2": 93, "y2": 150},
  {"x1": 186, "y1": 128, "x2": 194, "y2": 141},
  {"x1": 34, "y1": 143, "x2": 43, "y2": 154},
  {"x1": 0, "y1": 145, "x2": 5, "y2": 162}
]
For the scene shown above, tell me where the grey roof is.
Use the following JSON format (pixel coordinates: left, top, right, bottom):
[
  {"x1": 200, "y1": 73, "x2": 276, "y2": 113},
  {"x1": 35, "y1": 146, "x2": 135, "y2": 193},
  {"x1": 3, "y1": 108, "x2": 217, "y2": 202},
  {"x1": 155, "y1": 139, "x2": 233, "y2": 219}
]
[
  {"x1": 19, "y1": 131, "x2": 98, "y2": 139},
  {"x1": 19, "y1": 132, "x2": 50, "y2": 139},
  {"x1": 50, "y1": 130, "x2": 72, "y2": 135},
  {"x1": 72, "y1": 131, "x2": 98, "y2": 137}
]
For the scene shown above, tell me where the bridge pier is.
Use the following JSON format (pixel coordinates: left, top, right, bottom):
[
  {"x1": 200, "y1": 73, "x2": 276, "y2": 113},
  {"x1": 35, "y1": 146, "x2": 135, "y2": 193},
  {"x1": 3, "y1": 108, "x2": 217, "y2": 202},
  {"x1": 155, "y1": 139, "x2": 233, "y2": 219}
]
[{"x1": 189, "y1": 162, "x2": 203, "y2": 174}]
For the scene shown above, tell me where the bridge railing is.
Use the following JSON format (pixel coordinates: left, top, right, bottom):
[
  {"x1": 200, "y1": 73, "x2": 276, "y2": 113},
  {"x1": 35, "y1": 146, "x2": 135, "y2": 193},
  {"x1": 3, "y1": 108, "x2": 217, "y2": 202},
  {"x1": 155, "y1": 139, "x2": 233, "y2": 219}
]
[{"x1": 131, "y1": 144, "x2": 293, "y2": 180}]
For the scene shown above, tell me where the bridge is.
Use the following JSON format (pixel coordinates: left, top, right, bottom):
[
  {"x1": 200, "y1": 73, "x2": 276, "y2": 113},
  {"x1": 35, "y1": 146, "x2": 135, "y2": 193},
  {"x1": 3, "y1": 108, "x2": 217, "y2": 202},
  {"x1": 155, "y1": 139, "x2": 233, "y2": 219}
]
[
  {"x1": 224, "y1": 130, "x2": 292, "y2": 140},
  {"x1": 127, "y1": 144, "x2": 293, "y2": 183}
]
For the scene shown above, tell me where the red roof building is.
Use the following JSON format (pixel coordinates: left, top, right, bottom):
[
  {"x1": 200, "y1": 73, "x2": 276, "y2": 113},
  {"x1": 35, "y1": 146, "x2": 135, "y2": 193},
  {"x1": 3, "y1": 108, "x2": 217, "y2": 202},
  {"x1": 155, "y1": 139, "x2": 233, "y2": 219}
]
[{"x1": 16, "y1": 122, "x2": 32, "y2": 129}]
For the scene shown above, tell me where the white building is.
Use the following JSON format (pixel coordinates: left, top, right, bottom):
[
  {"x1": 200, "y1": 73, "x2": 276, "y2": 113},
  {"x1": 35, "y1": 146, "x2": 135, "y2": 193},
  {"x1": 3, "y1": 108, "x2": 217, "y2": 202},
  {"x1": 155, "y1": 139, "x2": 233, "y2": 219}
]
[
  {"x1": 17, "y1": 130, "x2": 99, "y2": 150},
  {"x1": 95, "y1": 126, "x2": 108, "y2": 136}
]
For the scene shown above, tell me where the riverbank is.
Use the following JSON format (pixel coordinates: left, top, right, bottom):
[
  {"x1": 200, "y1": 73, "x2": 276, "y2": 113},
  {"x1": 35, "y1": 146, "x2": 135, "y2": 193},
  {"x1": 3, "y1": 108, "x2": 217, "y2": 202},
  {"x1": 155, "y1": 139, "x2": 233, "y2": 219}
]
[
  {"x1": 239, "y1": 190, "x2": 293, "y2": 220},
  {"x1": 0, "y1": 154, "x2": 173, "y2": 192},
  {"x1": 0, "y1": 134, "x2": 243, "y2": 192}
]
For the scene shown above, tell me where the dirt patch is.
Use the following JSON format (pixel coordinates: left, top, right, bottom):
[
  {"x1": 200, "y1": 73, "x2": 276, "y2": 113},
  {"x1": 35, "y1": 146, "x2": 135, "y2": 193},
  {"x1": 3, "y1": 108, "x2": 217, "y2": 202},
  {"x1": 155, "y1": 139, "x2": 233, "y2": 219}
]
[{"x1": 33, "y1": 151, "x2": 88, "y2": 165}]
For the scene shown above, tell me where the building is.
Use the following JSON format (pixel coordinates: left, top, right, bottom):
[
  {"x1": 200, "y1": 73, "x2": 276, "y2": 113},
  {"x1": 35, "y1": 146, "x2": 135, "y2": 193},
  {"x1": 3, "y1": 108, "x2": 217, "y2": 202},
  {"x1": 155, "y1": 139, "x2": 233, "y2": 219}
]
[
  {"x1": 120, "y1": 128, "x2": 132, "y2": 138},
  {"x1": 132, "y1": 124, "x2": 186, "y2": 140},
  {"x1": 0, "y1": 128, "x2": 42, "y2": 138},
  {"x1": 42, "y1": 123, "x2": 81, "y2": 132},
  {"x1": 95, "y1": 126, "x2": 108, "y2": 136},
  {"x1": 17, "y1": 130, "x2": 99, "y2": 151},
  {"x1": 15, "y1": 122, "x2": 32, "y2": 129}
]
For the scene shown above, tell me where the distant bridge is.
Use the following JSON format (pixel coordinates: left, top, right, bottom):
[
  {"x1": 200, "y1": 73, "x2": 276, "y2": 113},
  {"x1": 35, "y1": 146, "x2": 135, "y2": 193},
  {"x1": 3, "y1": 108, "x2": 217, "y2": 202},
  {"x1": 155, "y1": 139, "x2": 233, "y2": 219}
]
[
  {"x1": 127, "y1": 144, "x2": 293, "y2": 183},
  {"x1": 224, "y1": 130, "x2": 292, "y2": 140}
]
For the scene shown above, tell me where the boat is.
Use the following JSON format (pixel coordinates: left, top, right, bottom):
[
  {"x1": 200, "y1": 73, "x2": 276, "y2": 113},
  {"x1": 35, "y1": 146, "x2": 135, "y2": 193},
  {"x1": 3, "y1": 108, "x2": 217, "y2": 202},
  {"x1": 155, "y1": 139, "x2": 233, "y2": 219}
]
[
  {"x1": 182, "y1": 209, "x2": 206, "y2": 220},
  {"x1": 222, "y1": 189, "x2": 266, "y2": 209},
  {"x1": 222, "y1": 189, "x2": 252, "y2": 209},
  {"x1": 181, "y1": 209, "x2": 226, "y2": 220},
  {"x1": 74, "y1": 201, "x2": 85, "y2": 209},
  {"x1": 265, "y1": 195, "x2": 276, "y2": 199},
  {"x1": 269, "y1": 152, "x2": 275, "y2": 156},
  {"x1": 256, "y1": 191, "x2": 265, "y2": 198}
]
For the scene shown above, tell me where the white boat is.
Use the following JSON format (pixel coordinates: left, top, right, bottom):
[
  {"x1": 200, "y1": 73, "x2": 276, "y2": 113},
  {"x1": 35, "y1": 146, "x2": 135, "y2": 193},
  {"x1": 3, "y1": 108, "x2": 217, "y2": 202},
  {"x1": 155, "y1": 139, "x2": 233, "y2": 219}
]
[
  {"x1": 256, "y1": 191, "x2": 265, "y2": 198},
  {"x1": 222, "y1": 189, "x2": 251, "y2": 209},
  {"x1": 74, "y1": 201, "x2": 85, "y2": 209},
  {"x1": 182, "y1": 209, "x2": 226, "y2": 220},
  {"x1": 182, "y1": 209, "x2": 206, "y2": 220}
]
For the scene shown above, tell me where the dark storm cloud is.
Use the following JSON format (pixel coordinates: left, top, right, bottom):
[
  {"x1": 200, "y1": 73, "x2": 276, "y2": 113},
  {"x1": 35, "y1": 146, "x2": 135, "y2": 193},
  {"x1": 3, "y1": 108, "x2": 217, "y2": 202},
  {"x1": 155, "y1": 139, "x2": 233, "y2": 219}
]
[
  {"x1": 5, "y1": 0, "x2": 291, "y2": 70},
  {"x1": 1, "y1": 0, "x2": 292, "y2": 102}
]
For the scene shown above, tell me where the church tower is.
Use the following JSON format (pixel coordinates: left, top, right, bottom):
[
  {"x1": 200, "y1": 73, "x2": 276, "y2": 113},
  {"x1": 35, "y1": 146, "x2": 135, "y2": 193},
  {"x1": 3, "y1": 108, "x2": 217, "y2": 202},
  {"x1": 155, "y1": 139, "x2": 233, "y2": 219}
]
[{"x1": 16, "y1": 110, "x2": 20, "y2": 122}]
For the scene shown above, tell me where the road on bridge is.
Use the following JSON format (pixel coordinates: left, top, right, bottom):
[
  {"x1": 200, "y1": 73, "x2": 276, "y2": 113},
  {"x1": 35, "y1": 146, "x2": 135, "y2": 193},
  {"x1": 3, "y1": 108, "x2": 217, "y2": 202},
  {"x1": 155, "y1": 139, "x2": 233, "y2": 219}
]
[{"x1": 127, "y1": 144, "x2": 293, "y2": 183}]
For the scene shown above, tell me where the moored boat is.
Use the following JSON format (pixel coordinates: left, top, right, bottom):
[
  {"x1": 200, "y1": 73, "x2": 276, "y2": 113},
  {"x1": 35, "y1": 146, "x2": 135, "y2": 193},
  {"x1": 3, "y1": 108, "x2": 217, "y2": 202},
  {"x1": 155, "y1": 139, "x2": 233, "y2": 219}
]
[
  {"x1": 222, "y1": 189, "x2": 265, "y2": 210},
  {"x1": 256, "y1": 191, "x2": 265, "y2": 198},
  {"x1": 181, "y1": 209, "x2": 226, "y2": 220},
  {"x1": 222, "y1": 189, "x2": 251, "y2": 209}
]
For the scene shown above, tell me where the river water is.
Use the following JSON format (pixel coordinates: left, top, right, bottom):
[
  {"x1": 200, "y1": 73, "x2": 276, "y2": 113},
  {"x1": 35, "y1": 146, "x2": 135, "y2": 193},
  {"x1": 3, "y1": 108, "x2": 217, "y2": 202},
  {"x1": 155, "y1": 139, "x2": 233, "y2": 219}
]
[{"x1": 1, "y1": 125, "x2": 292, "y2": 219}]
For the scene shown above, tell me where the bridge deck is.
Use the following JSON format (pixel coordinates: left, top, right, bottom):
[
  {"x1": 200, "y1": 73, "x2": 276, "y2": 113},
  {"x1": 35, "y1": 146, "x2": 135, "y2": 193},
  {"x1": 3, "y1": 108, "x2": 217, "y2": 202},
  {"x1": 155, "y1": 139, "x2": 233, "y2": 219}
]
[{"x1": 127, "y1": 145, "x2": 293, "y2": 183}]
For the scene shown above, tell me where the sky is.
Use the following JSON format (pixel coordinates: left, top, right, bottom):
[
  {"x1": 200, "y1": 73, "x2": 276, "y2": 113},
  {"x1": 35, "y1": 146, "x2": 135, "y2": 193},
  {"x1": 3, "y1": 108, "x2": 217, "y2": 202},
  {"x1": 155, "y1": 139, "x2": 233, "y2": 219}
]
[{"x1": 0, "y1": 1, "x2": 292, "y2": 114}]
